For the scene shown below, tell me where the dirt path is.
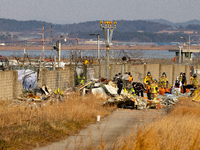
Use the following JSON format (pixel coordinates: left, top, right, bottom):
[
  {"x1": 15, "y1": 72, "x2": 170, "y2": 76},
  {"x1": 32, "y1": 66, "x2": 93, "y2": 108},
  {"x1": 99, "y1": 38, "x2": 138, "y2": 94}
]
[{"x1": 34, "y1": 108, "x2": 168, "y2": 150}]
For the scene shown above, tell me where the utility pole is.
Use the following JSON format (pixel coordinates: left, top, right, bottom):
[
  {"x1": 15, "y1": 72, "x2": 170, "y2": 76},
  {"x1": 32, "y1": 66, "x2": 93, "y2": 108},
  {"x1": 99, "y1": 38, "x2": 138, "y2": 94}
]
[
  {"x1": 189, "y1": 35, "x2": 190, "y2": 58},
  {"x1": 180, "y1": 36, "x2": 191, "y2": 59},
  {"x1": 179, "y1": 45, "x2": 182, "y2": 64},
  {"x1": 51, "y1": 25, "x2": 53, "y2": 45},
  {"x1": 58, "y1": 36, "x2": 61, "y2": 67},
  {"x1": 42, "y1": 26, "x2": 44, "y2": 60},
  {"x1": 100, "y1": 21, "x2": 117, "y2": 80},
  {"x1": 89, "y1": 34, "x2": 100, "y2": 78},
  {"x1": 75, "y1": 38, "x2": 79, "y2": 59},
  {"x1": 89, "y1": 34, "x2": 100, "y2": 59}
]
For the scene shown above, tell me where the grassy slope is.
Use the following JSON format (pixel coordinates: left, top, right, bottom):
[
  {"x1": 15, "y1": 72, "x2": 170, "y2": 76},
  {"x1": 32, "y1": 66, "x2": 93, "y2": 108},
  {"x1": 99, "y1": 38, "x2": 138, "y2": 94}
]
[
  {"x1": 0, "y1": 94, "x2": 116, "y2": 150},
  {"x1": 113, "y1": 97, "x2": 200, "y2": 150}
]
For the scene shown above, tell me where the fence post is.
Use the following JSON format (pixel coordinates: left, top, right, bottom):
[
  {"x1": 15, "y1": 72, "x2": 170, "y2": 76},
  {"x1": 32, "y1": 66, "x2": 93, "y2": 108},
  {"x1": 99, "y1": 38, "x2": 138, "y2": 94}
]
[
  {"x1": 39, "y1": 57, "x2": 41, "y2": 71},
  {"x1": 53, "y1": 55, "x2": 56, "y2": 70},
  {"x1": 99, "y1": 60, "x2": 101, "y2": 79}
]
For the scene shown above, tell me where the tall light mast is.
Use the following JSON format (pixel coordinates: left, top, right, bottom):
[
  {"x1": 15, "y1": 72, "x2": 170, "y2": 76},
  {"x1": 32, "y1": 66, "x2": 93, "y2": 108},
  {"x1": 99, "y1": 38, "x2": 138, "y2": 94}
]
[{"x1": 100, "y1": 21, "x2": 117, "y2": 80}]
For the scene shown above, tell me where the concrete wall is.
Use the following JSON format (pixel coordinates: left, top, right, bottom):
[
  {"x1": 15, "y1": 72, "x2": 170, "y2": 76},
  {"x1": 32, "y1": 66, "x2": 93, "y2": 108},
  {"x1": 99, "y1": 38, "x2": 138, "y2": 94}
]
[
  {"x1": 91, "y1": 63, "x2": 193, "y2": 85},
  {"x1": 146, "y1": 64, "x2": 160, "y2": 81},
  {"x1": 160, "y1": 65, "x2": 173, "y2": 84},
  {"x1": 0, "y1": 70, "x2": 22, "y2": 100},
  {"x1": 1, "y1": 63, "x2": 197, "y2": 101},
  {"x1": 131, "y1": 64, "x2": 145, "y2": 82},
  {"x1": 37, "y1": 65, "x2": 75, "y2": 91}
]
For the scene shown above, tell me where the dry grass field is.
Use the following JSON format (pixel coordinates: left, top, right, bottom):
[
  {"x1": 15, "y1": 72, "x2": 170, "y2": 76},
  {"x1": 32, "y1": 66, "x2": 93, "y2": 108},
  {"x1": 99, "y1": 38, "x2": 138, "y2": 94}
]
[
  {"x1": 111, "y1": 97, "x2": 200, "y2": 150},
  {"x1": 0, "y1": 93, "x2": 199, "y2": 150},
  {"x1": 0, "y1": 94, "x2": 116, "y2": 150}
]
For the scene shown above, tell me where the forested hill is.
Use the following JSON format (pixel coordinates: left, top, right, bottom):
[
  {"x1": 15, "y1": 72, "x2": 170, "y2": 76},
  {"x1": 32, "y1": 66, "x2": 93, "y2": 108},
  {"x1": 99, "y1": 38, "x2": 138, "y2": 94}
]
[
  {"x1": 0, "y1": 18, "x2": 170, "y2": 33},
  {"x1": 1, "y1": 18, "x2": 200, "y2": 42}
]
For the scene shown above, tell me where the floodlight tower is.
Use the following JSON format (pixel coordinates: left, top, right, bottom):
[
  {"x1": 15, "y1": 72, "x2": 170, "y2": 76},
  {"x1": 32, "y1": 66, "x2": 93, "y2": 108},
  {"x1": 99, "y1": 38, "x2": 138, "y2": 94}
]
[{"x1": 100, "y1": 21, "x2": 117, "y2": 80}]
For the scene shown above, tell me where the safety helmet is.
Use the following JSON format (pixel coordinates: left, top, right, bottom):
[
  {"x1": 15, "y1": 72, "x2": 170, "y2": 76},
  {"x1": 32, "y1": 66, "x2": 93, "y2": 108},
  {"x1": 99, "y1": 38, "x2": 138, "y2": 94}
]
[
  {"x1": 176, "y1": 76, "x2": 179, "y2": 80},
  {"x1": 162, "y1": 72, "x2": 166, "y2": 76},
  {"x1": 154, "y1": 79, "x2": 157, "y2": 83},
  {"x1": 147, "y1": 71, "x2": 151, "y2": 76},
  {"x1": 193, "y1": 74, "x2": 197, "y2": 78},
  {"x1": 180, "y1": 72, "x2": 183, "y2": 76}
]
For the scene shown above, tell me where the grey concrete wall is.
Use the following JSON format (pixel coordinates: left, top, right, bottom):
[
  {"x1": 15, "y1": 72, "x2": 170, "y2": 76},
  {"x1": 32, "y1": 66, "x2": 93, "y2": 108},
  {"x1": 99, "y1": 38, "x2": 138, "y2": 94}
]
[
  {"x1": 146, "y1": 64, "x2": 160, "y2": 81},
  {"x1": 174, "y1": 65, "x2": 186, "y2": 80},
  {"x1": 93, "y1": 63, "x2": 193, "y2": 85},
  {"x1": 161, "y1": 65, "x2": 173, "y2": 84},
  {"x1": 37, "y1": 65, "x2": 75, "y2": 91},
  {"x1": 131, "y1": 64, "x2": 145, "y2": 83},
  {"x1": 0, "y1": 70, "x2": 22, "y2": 100}
]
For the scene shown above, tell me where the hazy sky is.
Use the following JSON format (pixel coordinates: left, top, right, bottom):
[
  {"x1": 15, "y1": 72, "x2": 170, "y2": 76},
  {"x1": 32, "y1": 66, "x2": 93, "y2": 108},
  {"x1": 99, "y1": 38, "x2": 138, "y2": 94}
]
[{"x1": 0, "y1": 0, "x2": 200, "y2": 24}]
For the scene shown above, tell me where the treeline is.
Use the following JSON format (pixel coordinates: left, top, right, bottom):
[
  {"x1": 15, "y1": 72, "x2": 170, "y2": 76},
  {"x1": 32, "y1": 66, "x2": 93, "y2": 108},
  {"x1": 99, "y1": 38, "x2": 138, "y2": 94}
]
[
  {"x1": 0, "y1": 18, "x2": 170, "y2": 33},
  {"x1": 1, "y1": 18, "x2": 200, "y2": 42}
]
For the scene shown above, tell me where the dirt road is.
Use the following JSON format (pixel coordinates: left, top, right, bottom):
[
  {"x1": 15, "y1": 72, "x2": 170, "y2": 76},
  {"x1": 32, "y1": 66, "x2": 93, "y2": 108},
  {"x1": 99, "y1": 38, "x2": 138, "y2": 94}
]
[{"x1": 34, "y1": 108, "x2": 168, "y2": 150}]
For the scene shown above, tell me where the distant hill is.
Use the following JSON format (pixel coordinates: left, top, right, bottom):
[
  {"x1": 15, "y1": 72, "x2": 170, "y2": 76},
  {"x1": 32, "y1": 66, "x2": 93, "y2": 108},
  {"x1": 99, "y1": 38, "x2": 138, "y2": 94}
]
[
  {"x1": 148, "y1": 19, "x2": 200, "y2": 27},
  {"x1": 0, "y1": 18, "x2": 170, "y2": 33},
  {"x1": 0, "y1": 18, "x2": 200, "y2": 42}
]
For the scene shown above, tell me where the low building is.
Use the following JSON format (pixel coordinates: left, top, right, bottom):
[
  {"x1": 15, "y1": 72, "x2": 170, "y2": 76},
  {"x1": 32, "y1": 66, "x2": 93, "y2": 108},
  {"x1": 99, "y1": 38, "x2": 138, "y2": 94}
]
[{"x1": 169, "y1": 49, "x2": 200, "y2": 61}]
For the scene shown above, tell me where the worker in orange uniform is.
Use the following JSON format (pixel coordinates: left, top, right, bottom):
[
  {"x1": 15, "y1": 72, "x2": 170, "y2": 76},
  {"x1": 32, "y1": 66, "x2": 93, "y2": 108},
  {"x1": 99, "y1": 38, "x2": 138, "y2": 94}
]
[
  {"x1": 144, "y1": 71, "x2": 153, "y2": 85},
  {"x1": 192, "y1": 74, "x2": 199, "y2": 89},
  {"x1": 129, "y1": 75, "x2": 133, "y2": 84},
  {"x1": 150, "y1": 79, "x2": 159, "y2": 100}
]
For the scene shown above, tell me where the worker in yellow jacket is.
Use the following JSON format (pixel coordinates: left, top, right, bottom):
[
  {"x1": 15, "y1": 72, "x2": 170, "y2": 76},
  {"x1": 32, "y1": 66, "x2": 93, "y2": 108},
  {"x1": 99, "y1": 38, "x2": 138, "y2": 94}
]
[
  {"x1": 144, "y1": 71, "x2": 153, "y2": 85},
  {"x1": 192, "y1": 74, "x2": 198, "y2": 89},
  {"x1": 150, "y1": 79, "x2": 159, "y2": 100},
  {"x1": 160, "y1": 72, "x2": 168, "y2": 89}
]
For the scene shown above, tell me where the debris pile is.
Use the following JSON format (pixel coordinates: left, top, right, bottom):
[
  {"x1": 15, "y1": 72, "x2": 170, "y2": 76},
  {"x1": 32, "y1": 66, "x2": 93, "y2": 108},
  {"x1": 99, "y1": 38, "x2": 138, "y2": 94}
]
[
  {"x1": 14, "y1": 76, "x2": 194, "y2": 110},
  {"x1": 17, "y1": 84, "x2": 65, "y2": 107},
  {"x1": 76, "y1": 78, "x2": 188, "y2": 110}
]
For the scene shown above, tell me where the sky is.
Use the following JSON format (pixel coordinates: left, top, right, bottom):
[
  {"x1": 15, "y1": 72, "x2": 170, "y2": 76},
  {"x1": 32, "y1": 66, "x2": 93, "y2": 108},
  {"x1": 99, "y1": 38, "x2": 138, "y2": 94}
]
[{"x1": 0, "y1": 0, "x2": 200, "y2": 24}]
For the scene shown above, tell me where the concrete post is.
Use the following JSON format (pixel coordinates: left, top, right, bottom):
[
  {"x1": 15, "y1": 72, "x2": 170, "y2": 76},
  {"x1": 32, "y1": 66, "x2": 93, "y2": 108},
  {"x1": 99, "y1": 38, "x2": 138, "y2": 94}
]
[
  {"x1": 106, "y1": 47, "x2": 110, "y2": 80},
  {"x1": 99, "y1": 60, "x2": 101, "y2": 79},
  {"x1": 53, "y1": 55, "x2": 56, "y2": 70},
  {"x1": 58, "y1": 38, "x2": 61, "y2": 67}
]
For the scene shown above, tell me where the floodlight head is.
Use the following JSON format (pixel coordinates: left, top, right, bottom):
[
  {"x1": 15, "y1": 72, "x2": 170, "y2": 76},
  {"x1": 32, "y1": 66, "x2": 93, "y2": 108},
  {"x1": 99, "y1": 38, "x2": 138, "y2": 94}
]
[
  {"x1": 100, "y1": 20, "x2": 103, "y2": 26},
  {"x1": 114, "y1": 21, "x2": 117, "y2": 26},
  {"x1": 180, "y1": 36, "x2": 183, "y2": 39}
]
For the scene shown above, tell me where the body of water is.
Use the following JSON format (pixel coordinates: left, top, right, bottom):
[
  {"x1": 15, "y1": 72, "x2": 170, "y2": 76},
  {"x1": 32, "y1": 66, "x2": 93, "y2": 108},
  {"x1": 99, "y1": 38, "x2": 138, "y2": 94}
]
[{"x1": 0, "y1": 49, "x2": 175, "y2": 59}]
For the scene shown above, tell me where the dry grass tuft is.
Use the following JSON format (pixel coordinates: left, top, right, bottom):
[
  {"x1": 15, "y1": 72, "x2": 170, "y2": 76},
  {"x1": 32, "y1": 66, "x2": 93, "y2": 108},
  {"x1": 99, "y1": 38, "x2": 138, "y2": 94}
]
[
  {"x1": 113, "y1": 97, "x2": 200, "y2": 150},
  {"x1": 0, "y1": 93, "x2": 116, "y2": 150}
]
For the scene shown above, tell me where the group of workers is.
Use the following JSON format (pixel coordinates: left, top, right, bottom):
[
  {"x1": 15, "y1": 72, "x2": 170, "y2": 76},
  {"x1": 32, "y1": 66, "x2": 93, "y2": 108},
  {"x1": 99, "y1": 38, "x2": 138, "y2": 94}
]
[
  {"x1": 114, "y1": 70, "x2": 199, "y2": 101},
  {"x1": 113, "y1": 72, "x2": 133, "y2": 95}
]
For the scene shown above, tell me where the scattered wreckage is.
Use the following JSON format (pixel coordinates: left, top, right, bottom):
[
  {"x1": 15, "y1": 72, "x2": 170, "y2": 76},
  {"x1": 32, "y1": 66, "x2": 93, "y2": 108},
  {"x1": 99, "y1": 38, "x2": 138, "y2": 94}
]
[
  {"x1": 76, "y1": 78, "x2": 185, "y2": 110},
  {"x1": 17, "y1": 84, "x2": 64, "y2": 107},
  {"x1": 15, "y1": 73, "x2": 195, "y2": 110}
]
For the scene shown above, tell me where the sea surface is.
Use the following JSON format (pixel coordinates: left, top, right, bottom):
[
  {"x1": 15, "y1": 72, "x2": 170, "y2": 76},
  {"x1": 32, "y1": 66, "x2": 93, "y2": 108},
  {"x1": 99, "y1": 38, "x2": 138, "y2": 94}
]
[{"x1": 0, "y1": 49, "x2": 175, "y2": 59}]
